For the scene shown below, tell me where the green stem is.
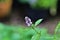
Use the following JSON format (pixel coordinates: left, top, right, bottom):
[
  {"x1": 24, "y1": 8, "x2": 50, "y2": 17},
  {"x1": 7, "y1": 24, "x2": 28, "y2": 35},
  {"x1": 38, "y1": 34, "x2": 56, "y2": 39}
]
[
  {"x1": 54, "y1": 22, "x2": 60, "y2": 40},
  {"x1": 31, "y1": 24, "x2": 41, "y2": 34}
]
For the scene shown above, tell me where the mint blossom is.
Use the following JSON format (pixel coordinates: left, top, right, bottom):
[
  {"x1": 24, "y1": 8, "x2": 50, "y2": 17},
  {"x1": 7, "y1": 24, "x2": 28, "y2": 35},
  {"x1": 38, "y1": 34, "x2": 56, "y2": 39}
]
[{"x1": 25, "y1": 16, "x2": 32, "y2": 26}]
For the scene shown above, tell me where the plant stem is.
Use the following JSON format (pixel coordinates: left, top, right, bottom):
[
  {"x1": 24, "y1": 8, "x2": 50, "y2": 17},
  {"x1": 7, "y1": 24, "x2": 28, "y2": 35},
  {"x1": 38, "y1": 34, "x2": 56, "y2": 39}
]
[
  {"x1": 54, "y1": 22, "x2": 60, "y2": 40},
  {"x1": 31, "y1": 24, "x2": 41, "y2": 34}
]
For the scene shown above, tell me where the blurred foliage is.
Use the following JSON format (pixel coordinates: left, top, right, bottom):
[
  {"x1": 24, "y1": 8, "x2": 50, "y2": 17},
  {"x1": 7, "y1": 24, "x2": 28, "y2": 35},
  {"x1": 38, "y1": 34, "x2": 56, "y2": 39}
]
[
  {"x1": 0, "y1": 21, "x2": 60, "y2": 40},
  {"x1": 19, "y1": 0, "x2": 57, "y2": 8}
]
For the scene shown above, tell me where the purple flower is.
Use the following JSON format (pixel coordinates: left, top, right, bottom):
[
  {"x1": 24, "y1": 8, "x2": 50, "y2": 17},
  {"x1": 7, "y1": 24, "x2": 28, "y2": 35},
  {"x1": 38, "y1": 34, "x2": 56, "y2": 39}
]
[{"x1": 25, "y1": 16, "x2": 32, "y2": 26}]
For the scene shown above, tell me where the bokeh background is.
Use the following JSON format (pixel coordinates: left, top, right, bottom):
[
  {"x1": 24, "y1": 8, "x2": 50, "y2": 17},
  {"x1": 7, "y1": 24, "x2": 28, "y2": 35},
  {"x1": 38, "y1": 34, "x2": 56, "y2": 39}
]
[{"x1": 0, "y1": 0, "x2": 60, "y2": 34}]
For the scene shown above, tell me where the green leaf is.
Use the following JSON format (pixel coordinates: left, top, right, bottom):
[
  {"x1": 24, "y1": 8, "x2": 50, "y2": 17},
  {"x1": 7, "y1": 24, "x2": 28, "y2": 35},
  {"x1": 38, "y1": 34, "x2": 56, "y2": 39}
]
[
  {"x1": 40, "y1": 35, "x2": 54, "y2": 40},
  {"x1": 31, "y1": 33, "x2": 40, "y2": 40},
  {"x1": 55, "y1": 22, "x2": 60, "y2": 34},
  {"x1": 54, "y1": 22, "x2": 60, "y2": 40},
  {"x1": 35, "y1": 19, "x2": 43, "y2": 26},
  {"x1": 11, "y1": 32, "x2": 20, "y2": 40}
]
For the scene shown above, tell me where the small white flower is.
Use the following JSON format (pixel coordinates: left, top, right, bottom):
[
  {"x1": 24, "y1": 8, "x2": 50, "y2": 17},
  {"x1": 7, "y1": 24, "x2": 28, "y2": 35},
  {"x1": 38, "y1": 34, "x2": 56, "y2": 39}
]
[{"x1": 25, "y1": 16, "x2": 32, "y2": 26}]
